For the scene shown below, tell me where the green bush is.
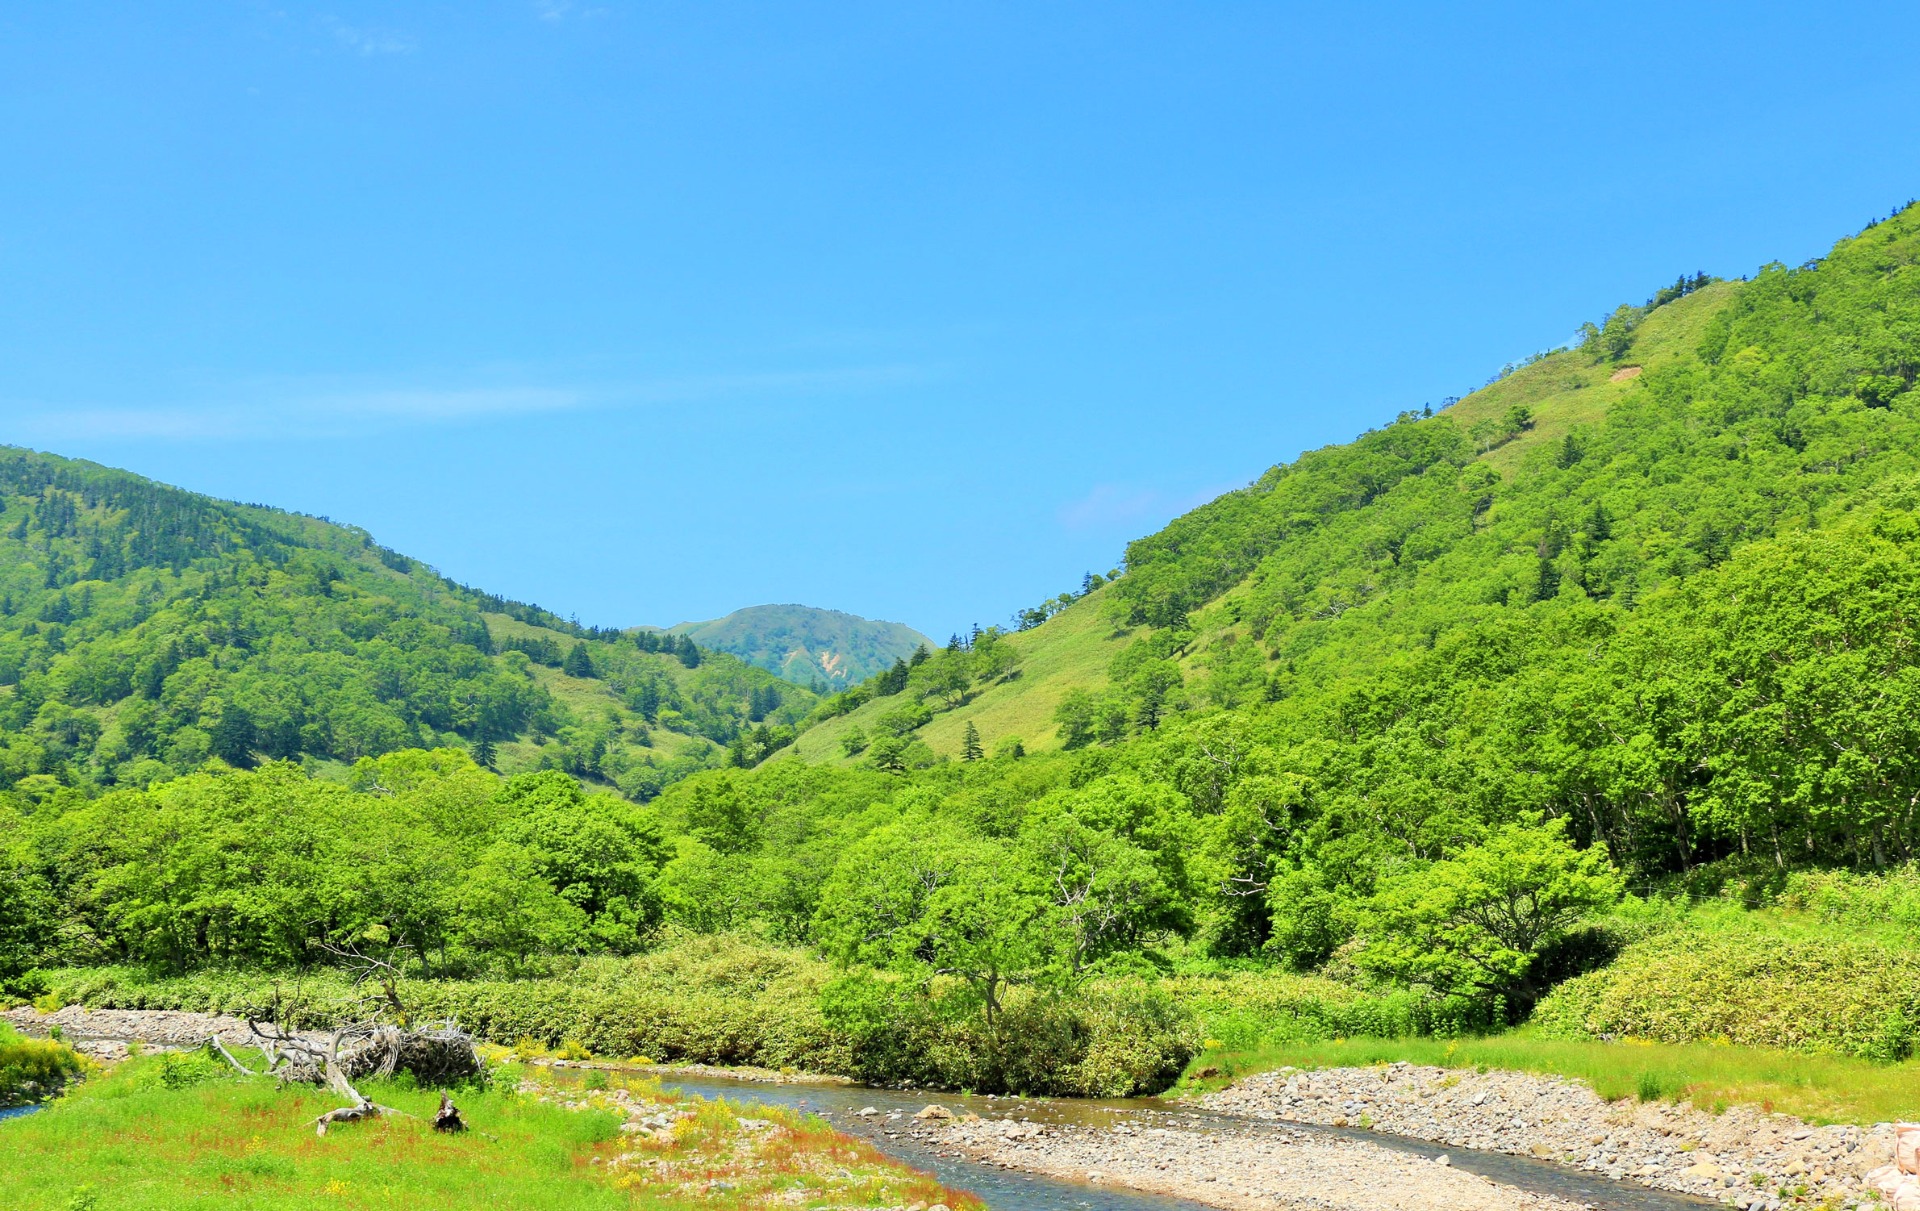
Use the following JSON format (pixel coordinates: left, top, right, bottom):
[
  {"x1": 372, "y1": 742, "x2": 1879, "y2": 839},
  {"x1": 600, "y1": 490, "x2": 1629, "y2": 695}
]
[
  {"x1": 41, "y1": 938, "x2": 848, "y2": 1073},
  {"x1": 1161, "y1": 969, "x2": 1501, "y2": 1050},
  {"x1": 0, "y1": 1023, "x2": 87, "y2": 1106},
  {"x1": 823, "y1": 974, "x2": 1196, "y2": 1096},
  {"x1": 1776, "y1": 865, "x2": 1920, "y2": 942},
  {"x1": 1530, "y1": 931, "x2": 1920, "y2": 1060},
  {"x1": 409, "y1": 938, "x2": 848, "y2": 1072}
]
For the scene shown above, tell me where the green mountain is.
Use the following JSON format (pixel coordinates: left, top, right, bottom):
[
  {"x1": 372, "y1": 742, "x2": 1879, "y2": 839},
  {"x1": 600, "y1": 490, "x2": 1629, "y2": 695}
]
[
  {"x1": 0, "y1": 448, "x2": 817, "y2": 800},
  {"x1": 766, "y1": 201, "x2": 1920, "y2": 911},
  {"x1": 668, "y1": 604, "x2": 933, "y2": 689},
  {"x1": 795, "y1": 207, "x2": 1920, "y2": 794},
  {"x1": 9, "y1": 205, "x2": 1920, "y2": 1072}
]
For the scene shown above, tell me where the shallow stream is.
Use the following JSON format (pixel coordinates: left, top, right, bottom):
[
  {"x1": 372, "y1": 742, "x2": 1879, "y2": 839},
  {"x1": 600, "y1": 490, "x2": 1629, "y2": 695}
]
[{"x1": 551, "y1": 1067, "x2": 1723, "y2": 1211}]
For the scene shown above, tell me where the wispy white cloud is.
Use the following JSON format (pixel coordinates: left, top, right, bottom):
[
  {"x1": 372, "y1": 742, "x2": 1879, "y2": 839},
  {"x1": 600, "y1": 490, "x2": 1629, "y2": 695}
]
[
  {"x1": 533, "y1": 1, "x2": 607, "y2": 20},
  {"x1": 326, "y1": 18, "x2": 416, "y2": 57},
  {"x1": 5, "y1": 364, "x2": 930, "y2": 444}
]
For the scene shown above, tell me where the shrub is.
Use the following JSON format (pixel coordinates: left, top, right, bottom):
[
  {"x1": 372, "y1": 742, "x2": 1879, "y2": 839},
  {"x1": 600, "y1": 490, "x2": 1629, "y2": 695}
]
[
  {"x1": 1530, "y1": 931, "x2": 1920, "y2": 1060},
  {"x1": 1161, "y1": 969, "x2": 1502, "y2": 1050},
  {"x1": 823, "y1": 974, "x2": 1196, "y2": 1096},
  {"x1": 34, "y1": 937, "x2": 1194, "y2": 1095},
  {"x1": 0, "y1": 1023, "x2": 87, "y2": 1106}
]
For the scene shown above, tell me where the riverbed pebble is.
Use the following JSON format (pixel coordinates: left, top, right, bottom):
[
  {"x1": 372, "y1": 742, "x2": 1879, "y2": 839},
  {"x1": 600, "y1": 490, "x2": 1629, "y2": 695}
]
[
  {"x1": 1205, "y1": 1062, "x2": 1901, "y2": 1207},
  {"x1": 925, "y1": 1112, "x2": 1596, "y2": 1211}
]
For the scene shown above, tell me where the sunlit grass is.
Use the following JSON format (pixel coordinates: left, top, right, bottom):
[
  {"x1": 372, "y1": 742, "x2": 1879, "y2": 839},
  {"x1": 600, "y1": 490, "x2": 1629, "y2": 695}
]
[
  {"x1": 1178, "y1": 1033, "x2": 1920, "y2": 1125},
  {"x1": 793, "y1": 586, "x2": 1135, "y2": 764},
  {"x1": 590, "y1": 1072, "x2": 977, "y2": 1211},
  {"x1": 0, "y1": 1056, "x2": 978, "y2": 1211}
]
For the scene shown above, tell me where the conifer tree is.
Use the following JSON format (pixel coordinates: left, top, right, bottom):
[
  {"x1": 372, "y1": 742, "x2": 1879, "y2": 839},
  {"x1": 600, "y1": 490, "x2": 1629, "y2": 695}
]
[
  {"x1": 961, "y1": 720, "x2": 983, "y2": 762},
  {"x1": 209, "y1": 703, "x2": 255, "y2": 767},
  {"x1": 470, "y1": 733, "x2": 496, "y2": 770},
  {"x1": 563, "y1": 642, "x2": 595, "y2": 678}
]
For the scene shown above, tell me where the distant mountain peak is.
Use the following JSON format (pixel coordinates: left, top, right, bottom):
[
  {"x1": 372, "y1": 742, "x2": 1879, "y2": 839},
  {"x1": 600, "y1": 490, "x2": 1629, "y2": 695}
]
[{"x1": 669, "y1": 604, "x2": 932, "y2": 688}]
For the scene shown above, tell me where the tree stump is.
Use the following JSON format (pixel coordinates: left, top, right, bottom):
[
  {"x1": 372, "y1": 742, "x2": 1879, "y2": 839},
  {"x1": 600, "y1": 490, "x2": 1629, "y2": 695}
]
[{"x1": 433, "y1": 1091, "x2": 467, "y2": 1134}]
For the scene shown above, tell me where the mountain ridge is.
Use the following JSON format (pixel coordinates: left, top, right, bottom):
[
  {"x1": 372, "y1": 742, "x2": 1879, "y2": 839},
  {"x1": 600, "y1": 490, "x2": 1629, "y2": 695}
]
[
  {"x1": 667, "y1": 603, "x2": 933, "y2": 690},
  {"x1": 0, "y1": 445, "x2": 818, "y2": 799}
]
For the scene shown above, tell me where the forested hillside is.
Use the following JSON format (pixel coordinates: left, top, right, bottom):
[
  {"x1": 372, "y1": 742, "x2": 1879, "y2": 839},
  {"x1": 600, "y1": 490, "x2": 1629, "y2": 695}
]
[
  {"x1": 10, "y1": 204, "x2": 1920, "y2": 1095},
  {"x1": 0, "y1": 449, "x2": 816, "y2": 800},
  {"x1": 738, "y1": 201, "x2": 1920, "y2": 980},
  {"x1": 667, "y1": 604, "x2": 933, "y2": 689}
]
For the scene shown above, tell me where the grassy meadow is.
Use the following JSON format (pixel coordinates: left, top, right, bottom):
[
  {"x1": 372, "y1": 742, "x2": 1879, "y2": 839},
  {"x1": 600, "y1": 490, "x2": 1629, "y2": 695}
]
[{"x1": 0, "y1": 1052, "x2": 977, "y2": 1211}]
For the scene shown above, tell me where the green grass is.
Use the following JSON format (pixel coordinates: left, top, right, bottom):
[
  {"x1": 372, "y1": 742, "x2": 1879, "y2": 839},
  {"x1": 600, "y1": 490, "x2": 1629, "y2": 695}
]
[
  {"x1": 1179, "y1": 1034, "x2": 1920, "y2": 1126},
  {"x1": 791, "y1": 585, "x2": 1136, "y2": 763},
  {"x1": 0, "y1": 1055, "x2": 980, "y2": 1211},
  {"x1": 0, "y1": 1022, "x2": 88, "y2": 1108},
  {"x1": 1, "y1": 1060, "x2": 629, "y2": 1210},
  {"x1": 1447, "y1": 279, "x2": 1743, "y2": 478}
]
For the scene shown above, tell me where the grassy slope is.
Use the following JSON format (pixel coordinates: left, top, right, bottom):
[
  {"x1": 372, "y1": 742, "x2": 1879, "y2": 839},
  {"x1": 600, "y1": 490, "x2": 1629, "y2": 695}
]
[
  {"x1": 789, "y1": 586, "x2": 1134, "y2": 762},
  {"x1": 1171, "y1": 279, "x2": 1749, "y2": 670},
  {"x1": 483, "y1": 613, "x2": 717, "y2": 776},
  {"x1": 1448, "y1": 280, "x2": 1743, "y2": 478},
  {"x1": 791, "y1": 283, "x2": 1750, "y2": 763}
]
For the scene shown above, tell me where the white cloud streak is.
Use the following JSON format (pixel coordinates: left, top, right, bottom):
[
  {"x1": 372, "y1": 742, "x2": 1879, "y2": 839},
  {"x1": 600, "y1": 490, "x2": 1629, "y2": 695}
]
[
  {"x1": 5, "y1": 365, "x2": 929, "y2": 443},
  {"x1": 327, "y1": 20, "x2": 416, "y2": 57}
]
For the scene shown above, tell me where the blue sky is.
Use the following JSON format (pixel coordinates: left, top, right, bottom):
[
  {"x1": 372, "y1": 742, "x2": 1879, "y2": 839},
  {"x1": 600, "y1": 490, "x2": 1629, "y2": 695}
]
[{"x1": 4, "y1": 4, "x2": 1919, "y2": 639}]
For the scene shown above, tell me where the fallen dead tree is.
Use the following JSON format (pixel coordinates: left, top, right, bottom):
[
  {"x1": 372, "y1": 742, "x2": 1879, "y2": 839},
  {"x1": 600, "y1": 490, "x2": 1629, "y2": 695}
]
[
  {"x1": 204, "y1": 943, "x2": 483, "y2": 1134},
  {"x1": 207, "y1": 1018, "x2": 481, "y2": 1134}
]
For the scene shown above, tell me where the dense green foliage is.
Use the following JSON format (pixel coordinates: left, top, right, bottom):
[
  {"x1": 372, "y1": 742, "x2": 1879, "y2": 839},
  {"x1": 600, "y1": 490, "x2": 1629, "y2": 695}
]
[
  {"x1": 668, "y1": 604, "x2": 934, "y2": 689},
  {"x1": 4, "y1": 752, "x2": 668, "y2": 974},
  {"x1": 1533, "y1": 866, "x2": 1920, "y2": 1061},
  {"x1": 29, "y1": 935, "x2": 1197, "y2": 1097},
  {"x1": 0, "y1": 447, "x2": 815, "y2": 800},
  {"x1": 13, "y1": 206, "x2": 1920, "y2": 1088}
]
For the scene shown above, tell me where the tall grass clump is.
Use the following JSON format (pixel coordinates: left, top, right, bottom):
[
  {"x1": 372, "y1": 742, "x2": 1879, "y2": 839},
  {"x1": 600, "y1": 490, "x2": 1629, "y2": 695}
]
[
  {"x1": 0, "y1": 1022, "x2": 87, "y2": 1107},
  {"x1": 1161, "y1": 969, "x2": 1501, "y2": 1052}
]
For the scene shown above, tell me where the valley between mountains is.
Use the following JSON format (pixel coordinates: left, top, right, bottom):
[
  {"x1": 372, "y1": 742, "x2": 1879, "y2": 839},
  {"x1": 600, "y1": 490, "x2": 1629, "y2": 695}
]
[{"x1": 9, "y1": 205, "x2": 1920, "y2": 1211}]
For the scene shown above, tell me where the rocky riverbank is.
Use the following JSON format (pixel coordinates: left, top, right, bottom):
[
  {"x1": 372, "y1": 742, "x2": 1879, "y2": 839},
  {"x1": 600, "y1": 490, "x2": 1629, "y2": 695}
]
[
  {"x1": 2, "y1": 1004, "x2": 327, "y2": 1062},
  {"x1": 916, "y1": 1106, "x2": 1595, "y2": 1211},
  {"x1": 15, "y1": 1006, "x2": 1917, "y2": 1211},
  {"x1": 1203, "y1": 1063, "x2": 1912, "y2": 1210}
]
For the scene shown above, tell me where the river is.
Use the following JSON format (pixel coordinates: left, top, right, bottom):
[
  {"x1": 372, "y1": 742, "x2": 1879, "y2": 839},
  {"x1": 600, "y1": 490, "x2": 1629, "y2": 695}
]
[{"x1": 546, "y1": 1066, "x2": 1721, "y2": 1211}]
